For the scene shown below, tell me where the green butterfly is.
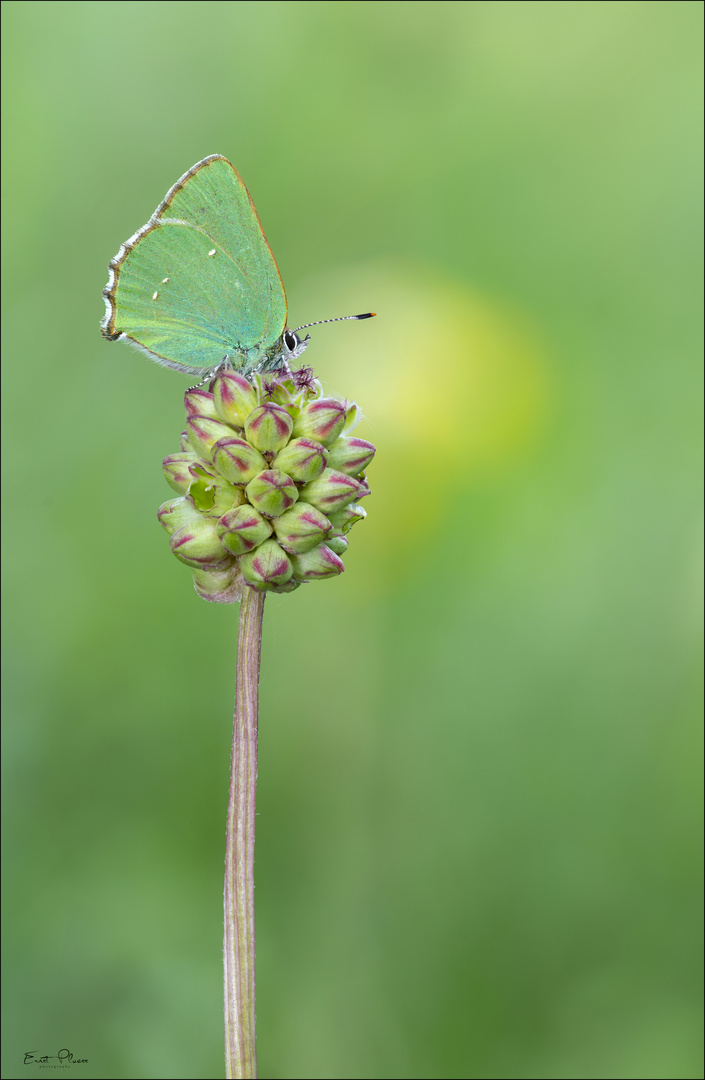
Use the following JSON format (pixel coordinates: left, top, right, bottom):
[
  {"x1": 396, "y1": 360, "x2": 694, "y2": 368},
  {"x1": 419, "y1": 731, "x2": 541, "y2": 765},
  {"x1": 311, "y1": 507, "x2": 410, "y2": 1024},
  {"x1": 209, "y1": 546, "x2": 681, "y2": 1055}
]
[{"x1": 101, "y1": 154, "x2": 373, "y2": 377}]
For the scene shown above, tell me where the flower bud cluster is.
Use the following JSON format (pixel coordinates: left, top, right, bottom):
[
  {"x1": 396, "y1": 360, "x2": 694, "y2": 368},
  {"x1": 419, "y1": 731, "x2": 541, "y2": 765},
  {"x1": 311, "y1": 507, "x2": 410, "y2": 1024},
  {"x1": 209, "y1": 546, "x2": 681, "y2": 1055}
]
[{"x1": 157, "y1": 368, "x2": 374, "y2": 602}]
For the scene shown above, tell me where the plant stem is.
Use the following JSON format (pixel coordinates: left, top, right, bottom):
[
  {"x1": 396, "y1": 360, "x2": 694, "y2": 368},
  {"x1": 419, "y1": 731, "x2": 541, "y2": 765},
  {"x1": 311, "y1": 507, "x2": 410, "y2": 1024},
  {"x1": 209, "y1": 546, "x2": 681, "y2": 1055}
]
[{"x1": 224, "y1": 587, "x2": 265, "y2": 1079}]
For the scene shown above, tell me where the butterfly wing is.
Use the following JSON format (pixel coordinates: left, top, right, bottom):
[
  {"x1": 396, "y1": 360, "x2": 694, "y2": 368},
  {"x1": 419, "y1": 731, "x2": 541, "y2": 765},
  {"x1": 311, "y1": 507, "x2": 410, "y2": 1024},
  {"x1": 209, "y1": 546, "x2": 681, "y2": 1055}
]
[{"x1": 101, "y1": 156, "x2": 288, "y2": 374}]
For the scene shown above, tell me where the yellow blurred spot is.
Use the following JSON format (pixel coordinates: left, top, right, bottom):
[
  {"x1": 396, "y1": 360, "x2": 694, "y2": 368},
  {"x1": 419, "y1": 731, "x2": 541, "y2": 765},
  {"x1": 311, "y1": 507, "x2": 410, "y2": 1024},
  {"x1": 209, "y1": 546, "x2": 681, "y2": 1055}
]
[{"x1": 294, "y1": 261, "x2": 552, "y2": 584}]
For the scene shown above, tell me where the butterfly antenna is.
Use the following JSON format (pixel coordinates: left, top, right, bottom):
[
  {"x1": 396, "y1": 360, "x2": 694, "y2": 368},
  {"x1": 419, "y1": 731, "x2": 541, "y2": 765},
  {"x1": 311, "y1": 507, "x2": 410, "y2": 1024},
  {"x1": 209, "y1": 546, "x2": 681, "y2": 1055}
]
[{"x1": 292, "y1": 312, "x2": 376, "y2": 332}]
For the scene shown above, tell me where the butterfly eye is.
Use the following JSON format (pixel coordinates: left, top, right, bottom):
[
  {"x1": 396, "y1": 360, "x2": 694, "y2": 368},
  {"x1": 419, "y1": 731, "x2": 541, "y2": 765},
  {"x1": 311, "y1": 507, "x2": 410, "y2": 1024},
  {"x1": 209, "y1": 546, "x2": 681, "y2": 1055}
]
[{"x1": 283, "y1": 330, "x2": 299, "y2": 352}]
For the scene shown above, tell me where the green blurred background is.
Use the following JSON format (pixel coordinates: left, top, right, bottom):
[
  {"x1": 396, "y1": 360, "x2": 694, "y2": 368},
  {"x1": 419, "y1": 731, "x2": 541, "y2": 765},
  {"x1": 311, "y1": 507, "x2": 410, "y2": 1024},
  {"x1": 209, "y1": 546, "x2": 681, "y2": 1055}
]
[{"x1": 2, "y1": 2, "x2": 702, "y2": 1077}]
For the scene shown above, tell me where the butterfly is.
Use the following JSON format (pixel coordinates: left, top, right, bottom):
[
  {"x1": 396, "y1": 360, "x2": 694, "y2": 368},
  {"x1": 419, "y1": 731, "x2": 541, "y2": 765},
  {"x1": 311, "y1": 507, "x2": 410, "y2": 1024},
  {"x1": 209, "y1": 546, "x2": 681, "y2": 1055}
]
[{"x1": 101, "y1": 154, "x2": 373, "y2": 377}]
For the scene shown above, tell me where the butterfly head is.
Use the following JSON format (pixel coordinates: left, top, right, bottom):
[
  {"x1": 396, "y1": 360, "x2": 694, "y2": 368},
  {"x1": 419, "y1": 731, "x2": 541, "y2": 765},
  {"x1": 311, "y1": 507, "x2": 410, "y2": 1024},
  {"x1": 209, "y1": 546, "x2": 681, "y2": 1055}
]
[
  {"x1": 282, "y1": 328, "x2": 311, "y2": 361},
  {"x1": 260, "y1": 313, "x2": 375, "y2": 374}
]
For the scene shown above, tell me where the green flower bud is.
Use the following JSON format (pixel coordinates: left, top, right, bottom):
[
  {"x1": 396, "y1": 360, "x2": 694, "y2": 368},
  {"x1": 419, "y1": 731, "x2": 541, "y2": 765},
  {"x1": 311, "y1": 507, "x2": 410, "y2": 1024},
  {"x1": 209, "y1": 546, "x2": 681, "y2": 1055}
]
[
  {"x1": 325, "y1": 534, "x2": 349, "y2": 556},
  {"x1": 191, "y1": 565, "x2": 243, "y2": 604},
  {"x1": 273, "y1": 502, "x2": 332, "y2": 554},
  {"x1": 212, "y1": 437, "x2": 268, "y2": 485},
  {"x1": 325, "y1": 437, "x2": 376, "y2": 476},
  {"x1": 184, "y1": 388, "x2": 219, "y2": 420},
  {"x1": 169, "y1": 518, "x2": 229, "y2": 568},
  {"x1": 290, "y1": 543, "x2": 345, "y2": 581},
  {"x1": 271, "y1": 437, "x2": 328, "y2": 482},
  {"x1": 245, "y1": 469, "x2": 298, "y2": 518},
  {"x1": 157, "y1": 495, "x2": 201, "y2": 535},
  {"x1": 187, "y1": 415, "x2": 238, "y2": 460},
  {"x1": 240, "y1": 539, "x2": 293, "y2": 587},
  {"x1": 179, "y1": 430, "x2": 192, "y2": 452},
  {"x1": 212, "y1": 371, "x2": 259, "y2": 427},
  {"x1": 292, "y1": 398, "x2": 347, "y2": 446},
  {"x1": 163, "y1": 452, "x2": 201, "y2": 494},
  {"x1": 327, "y1": 503, "x2": 367, "y2": 535},
  {"x1": 299, "y1": 468, "x2": 363, "y2": 514},
  {"x1": 244, "y1": 402, "x2": 294, "y2": 453},
  {"x1": 217, "y1": 505, "x2": 273, "y2": 556}
]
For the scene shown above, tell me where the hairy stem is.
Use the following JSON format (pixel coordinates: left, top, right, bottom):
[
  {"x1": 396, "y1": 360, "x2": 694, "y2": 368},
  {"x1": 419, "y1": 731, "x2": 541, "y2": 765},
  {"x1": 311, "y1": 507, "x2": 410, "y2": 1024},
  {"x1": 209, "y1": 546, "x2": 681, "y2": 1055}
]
[{"x1": 224, "y1": 587, "x2": 265, "y2": 1079}]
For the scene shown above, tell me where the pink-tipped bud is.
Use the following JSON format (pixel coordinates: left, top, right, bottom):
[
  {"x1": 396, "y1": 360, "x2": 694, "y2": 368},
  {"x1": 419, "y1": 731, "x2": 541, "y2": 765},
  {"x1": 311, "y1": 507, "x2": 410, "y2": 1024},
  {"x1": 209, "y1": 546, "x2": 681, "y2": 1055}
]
[
  {"x1": 212, "y1": 371, "x2": 259, "y2": 427},
  {"x1": 299, "y1": 468, "x2": 363, "y2": 514},
  {"x1": 191, "y1": 565, "x2": 244, "y2": 604},
  {"x1": 212, "y1": 437, "x2": 267, "y2": 485},
  {"x1": 163, "y1": 452, "x2": 201, "y2": 494},
  {"x1": 355, "y1": 475, "x2": 372, "y2": 499},
  {"x1": 239, "y1": 539, "x2": 293, "y2": 587},
  {"x1": 184, "y1": 388, "x2": 219, "y2": 419},
  {"x1": 245, "y1": 469, "x2": 298, "y2": 518},
  {"x1": 244, "y1": 402, "x2": 294, "y2": 453},
  {"x1": 216, "y1": 505, "x2": 273, "y2": 556},
  {"x1": 292, "y1": 398, "x2": 347, "y2": 446},
  {"x1": 325, "y1": 437, "x2": 376, "y2": 477},
  {"x1": 157, "y1": 496, "x2": 201, "y2": 535},
  {"x1": 290, "y1": 544, "x2": 345, "y2": 581},
  {"x1": 271, "y1": 437, "x2": 328, "y2": 483},
  {"x1": 169, "y1": 519, "x2": 230, "y2": 568},
  {"x1": 273, "y1": 502, "x2": 332, "y2": 554},
  {"x1": 186, "y1": 415, "x2": 238, "y2": 460}
]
